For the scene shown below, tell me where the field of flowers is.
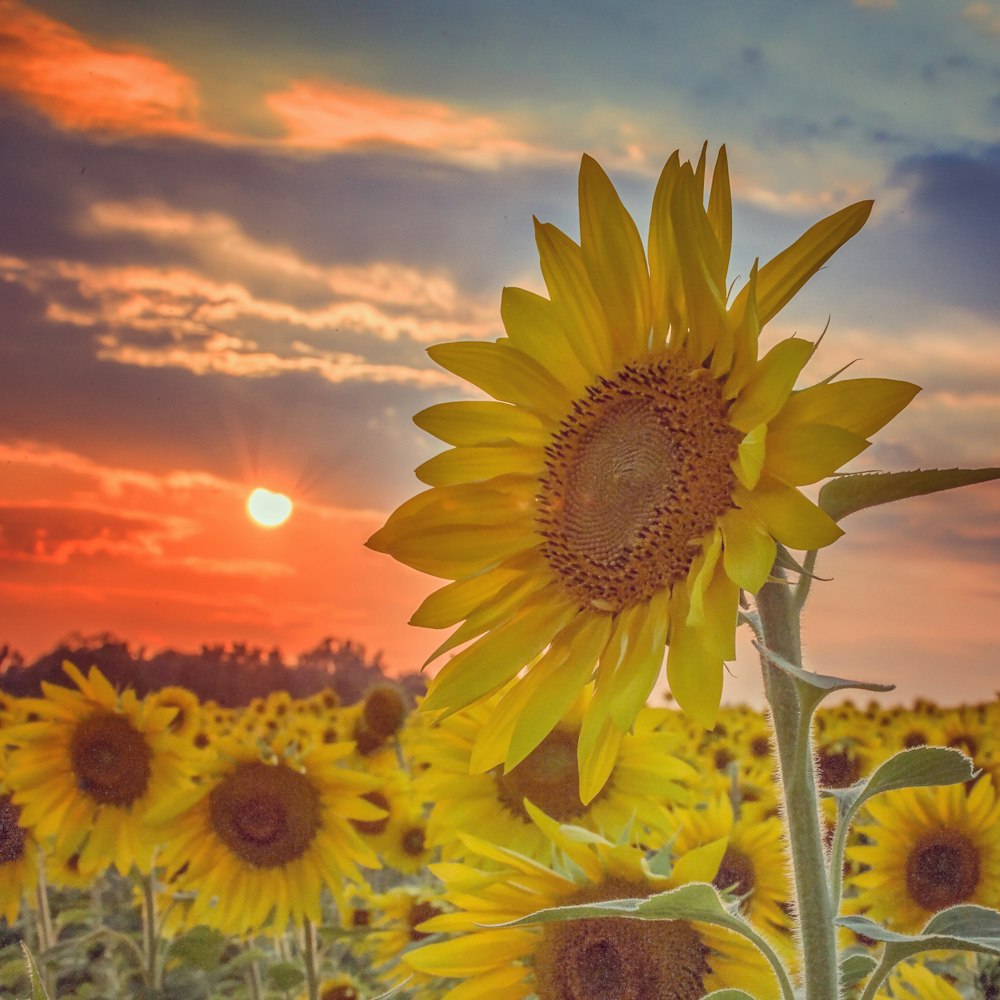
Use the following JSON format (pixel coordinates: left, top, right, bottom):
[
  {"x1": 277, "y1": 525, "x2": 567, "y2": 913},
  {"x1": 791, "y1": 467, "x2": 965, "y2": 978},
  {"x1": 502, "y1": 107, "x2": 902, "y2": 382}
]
[{"x1": 1, "y1": 661, "x2": 997, "y2": 1000}]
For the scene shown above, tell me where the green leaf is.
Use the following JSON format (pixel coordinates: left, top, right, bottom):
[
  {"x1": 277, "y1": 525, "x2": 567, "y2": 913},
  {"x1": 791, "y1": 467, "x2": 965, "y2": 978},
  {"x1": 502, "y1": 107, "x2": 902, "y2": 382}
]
[
  {"x1": 20, "y1": 943, "x2": 50, "y2": 1000},
  {"x1": 838, "y1": 904, "x2": 1000, "y2": 957},
  {"x1": 167, "y1": 925, "x2": 227, "y2": 972},
  {"x1": 819, "y1": 468, "x2": 1000, "y2": 522},
  {"x1": 267, "y1": 961, "x2": 306, "y2": 991},
  {"x1": 840, "y1": 950, "x2": 878, "y2": 990},
  {"x1": 703, "y1": 992, "x2": 760, "y2": 1000},
  {"x1": 753, "y1": 640, "x2": 894, "y2": 696},
  {"x1": 825, "y1": 746, "x2": 976, "y2": 817}
]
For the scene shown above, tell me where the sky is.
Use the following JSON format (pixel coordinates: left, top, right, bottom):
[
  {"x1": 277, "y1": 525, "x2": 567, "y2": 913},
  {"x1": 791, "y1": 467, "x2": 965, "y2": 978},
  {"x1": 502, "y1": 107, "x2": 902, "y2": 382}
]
[{"x1": 1, "y1": 0, "x2": 999, "y2": 707}]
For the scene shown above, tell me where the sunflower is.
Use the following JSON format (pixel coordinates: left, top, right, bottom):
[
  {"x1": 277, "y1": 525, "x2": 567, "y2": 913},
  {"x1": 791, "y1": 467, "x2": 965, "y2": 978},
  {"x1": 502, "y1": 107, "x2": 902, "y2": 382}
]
[
  {"x1": 669, "y1": 793, "x2": 793, "y2": 949},
  {"x1": 845, "y1": 777, "x2": 1000, "y2": 933},
  {"x1": 0, "y1": 789, "x2": 38, "y2": 923},
  {"x1": 4, "y1": 661, "x2": 192, "y2": 875},
  {"x1": 151, "y1": 732, "x2": 384, "y2": 935},
  {"x1": 368, "y1": 145, "x2": 917, "y2": 798},
  {"x1": 369, "y1": 886, "x2": 448, "y2": 999},
  {"x1": 405, "y1": 802, "x2": 780, "y2": 1000},
  {"x1": 876, "y1": 959, "x2": 965, "y2": 1000},
  {"x1": 413, "y1": 688, "x2": 694, "y2": 863}
]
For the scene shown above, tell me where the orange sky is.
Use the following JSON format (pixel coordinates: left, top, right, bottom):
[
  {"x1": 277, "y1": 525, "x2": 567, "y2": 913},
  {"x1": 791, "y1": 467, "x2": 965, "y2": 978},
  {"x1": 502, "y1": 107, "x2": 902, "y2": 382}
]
[{"x1": 2, "y1": 0, "x2": 998, "y2": 706}]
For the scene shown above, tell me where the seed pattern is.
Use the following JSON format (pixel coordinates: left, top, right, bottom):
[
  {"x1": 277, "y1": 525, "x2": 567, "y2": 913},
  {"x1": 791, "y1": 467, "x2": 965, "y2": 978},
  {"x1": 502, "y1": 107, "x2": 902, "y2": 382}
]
[{"x1": 537, "y1": 355, "x2": 741, "y2": 612}]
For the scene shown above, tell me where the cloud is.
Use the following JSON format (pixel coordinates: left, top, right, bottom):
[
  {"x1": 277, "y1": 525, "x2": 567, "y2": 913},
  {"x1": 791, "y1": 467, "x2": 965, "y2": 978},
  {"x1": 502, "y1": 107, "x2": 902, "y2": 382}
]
[
  {"x1": 0, "y1": 0, "x2": 212, "y2": 139},
  {"x1": 264, "y1": 79, "x2": 565, "y2": 169},
  {"x1": 963, "y1": 2, "x2": 1000, "y2": 35}
]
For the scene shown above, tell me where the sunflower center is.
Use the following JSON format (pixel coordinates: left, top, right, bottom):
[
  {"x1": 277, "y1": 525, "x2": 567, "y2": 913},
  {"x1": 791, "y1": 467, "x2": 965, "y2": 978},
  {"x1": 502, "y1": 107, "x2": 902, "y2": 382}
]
[
  {"x1": 401, "y1": 826, "x2": 426, "y2": 856},
  {"x1": 0, "y1": 795, "x2": 27, "y2": 864},
  {"x1": 816, "y1": 747, "x2": 862, "y2": 789},
  {"x1": 537, "y1": 356, "x2": 741, "y2": 612},
  {"x1": 409, "y1": 900, "x2": 442, "y2": 941},
  {"x1": 362, "y1": 685, "x2": 408, "y2": 739},
  {"x1": 906, "y1": 829, "x2": 981, "y2": 911},
  {"x1": 713, "y1": 846, "x2": 756, "y2": 901},
  {"x1": 534, "y1": 879, "x2": 710, "y2": 1000},
  {"x1": 494, "y1": 728, "x2": 591, "y2": 822},
  {"x1": 350, "y1": 791, "x2": 391, "y2": 836},
  {"x1": 209, "y1": 761, "x2": 322, "y2": 868},
  {"x1": 69, "y1": 710, "x2": 152, "y2": 807}
]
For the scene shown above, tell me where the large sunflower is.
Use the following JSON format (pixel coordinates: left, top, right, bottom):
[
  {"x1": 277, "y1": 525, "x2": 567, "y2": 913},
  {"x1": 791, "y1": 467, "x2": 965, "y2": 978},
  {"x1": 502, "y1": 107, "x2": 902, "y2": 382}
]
[
  {"x1": 151, "y1": 732, "x2": 384, "y2": 935},
  {"x1": 405, "y1": 802, "x2": 781, "y2": 1000},
  {"x1": 3, "y1": 661, "x2": 192, "y2": 875},
  {"x1": 845, "y1": 777, "x2": 1000, "y2": 933},
  {"x1": 368, "y1": 146, "x2": 917, "y2": 798}
]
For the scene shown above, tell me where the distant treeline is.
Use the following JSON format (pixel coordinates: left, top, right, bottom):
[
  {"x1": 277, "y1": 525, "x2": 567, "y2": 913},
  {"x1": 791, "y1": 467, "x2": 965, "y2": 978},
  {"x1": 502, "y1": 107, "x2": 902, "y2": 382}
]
[{"x1": 0, "y1": 633, "x2": 427, "y2": 707}]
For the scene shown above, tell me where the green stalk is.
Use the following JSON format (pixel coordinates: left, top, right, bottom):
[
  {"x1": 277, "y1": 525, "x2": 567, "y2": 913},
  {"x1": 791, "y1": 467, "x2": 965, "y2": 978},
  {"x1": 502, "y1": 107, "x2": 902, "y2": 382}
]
[
  {"x1": 757, "y1": 575, "x2": 839, "y2": 1000},
  {"x1": 33, "y1": 854, "x2": 56, "y2": 997},
  {"x1": 140, "y1": 872, "x2": 163, "y2": 993},
  {"x1": 302, "y1": 916, "x2": 320, "y2": 1000}
]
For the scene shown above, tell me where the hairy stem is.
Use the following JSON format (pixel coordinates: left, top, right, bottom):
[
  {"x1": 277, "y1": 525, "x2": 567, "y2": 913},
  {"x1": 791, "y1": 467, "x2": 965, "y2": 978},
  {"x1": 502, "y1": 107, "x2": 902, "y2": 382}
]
[
  {"x1": 757, "y1": 574, "x2": 840, "y2": 1000},
  {"x1": 303, "y1": 917, "x2": 320, "y2": 1000}
]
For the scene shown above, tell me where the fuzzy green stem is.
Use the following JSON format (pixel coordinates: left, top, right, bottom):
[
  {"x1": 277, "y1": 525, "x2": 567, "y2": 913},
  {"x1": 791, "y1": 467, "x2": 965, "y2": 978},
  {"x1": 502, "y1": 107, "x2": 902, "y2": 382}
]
[
  {"x1": 245, "y1": 945, "x2": 263, "y2": 1000},
  {"x1": 140, "y1": 873, "x2": 162, "y2": 993},
  {"x1": 757, "y1": 574, "x2": 839, "y2": 1000},
  {"x1": 33, "y1": 854, "x2": 56, "y2": 997},
  {"x1": 303, "y1": 917, "x2": 320, "y2": 1000}
]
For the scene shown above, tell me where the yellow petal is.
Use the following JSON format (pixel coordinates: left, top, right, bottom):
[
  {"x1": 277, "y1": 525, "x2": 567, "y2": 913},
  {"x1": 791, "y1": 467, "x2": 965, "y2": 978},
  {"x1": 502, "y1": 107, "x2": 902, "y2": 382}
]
[
  {"x1": 730, "y1": 199, "x2": 873, "y2": 326},
  {"x1": 416, "y1": 444, "x2": 545, "y2": 487},
  {"x1": 405, "y1": 930, "x2": 535, "y2": 976},
  {"x1": 728, "y1": 337, "x2": 814, "y2": 433},
  {"x1": 506, "y1": 613, "x2": 612, "y2": 770},
  {"x1": 428, "y1": 340, "x2": 571, "y2": 422},
  {"x1": 771, "y1": 377, "x2": 921, "y2": 438},
  {"x1": 534, "y1": 219, "x2": 614, "y2": 373},
  {"x1": 501, "y1": 284, "x2": 594, "y2": 388},
  {"x1": 421, "y1": 590, "x2": 578, "y2": 714},
  {"x1": 765, "y1": 422, "x2": 870, "y2": 486},
  {"x1": 578, "y1": 153, "x2": 651, "y2": 360},
  {"x1": 707, "y1": 145, "x2": 733, "y2": 284},
  {"x1": 413, "y1": 399, "x2": 550, "y2": 447},
  {"x1": 607, "y1": 587, "x2": 671, "y2": 732},
  {"x1": 648, "y1": 150, "x2": 683, "y2": 346},
  {"x1": 734, "y1": 475, "x2": 844, "y2": 550},
  {"x1": 719, "y1": 507, "x2": 777, "y2": 594},
  {"x1": 409, "y1": 566, "x2": 522, "y2": 629},
  {"x1": 732, "y1": 422, "x2": 767, "y2": 490},
  {"x1": 666, "y1": 616, "x2": 723, "y2": 729},
  {"x1": 670, "y1": 836, "x2": 730, "y2": 887},
  {"x1": 697, "y1": 565, "x2": 740, "y2": 661}
]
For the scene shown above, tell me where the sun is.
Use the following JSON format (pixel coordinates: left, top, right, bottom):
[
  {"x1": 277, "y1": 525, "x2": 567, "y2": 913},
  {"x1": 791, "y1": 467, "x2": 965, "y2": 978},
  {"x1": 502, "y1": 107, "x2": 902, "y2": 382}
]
[{"x1": 247, "y1": 487, "x2": 293, "y2": 528}]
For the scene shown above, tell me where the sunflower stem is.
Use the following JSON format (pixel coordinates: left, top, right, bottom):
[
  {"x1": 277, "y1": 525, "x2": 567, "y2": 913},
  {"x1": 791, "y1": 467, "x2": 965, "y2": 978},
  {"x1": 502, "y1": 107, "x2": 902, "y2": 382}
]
[
  {"x1": 757, "y1": 572, "x2": 839, "y2": 1000},
  {"x1": 140, "y1": 871, "x2": 163, "y2": 993},
  {"x1": 302, "y1": 916, "x2": 320, "y2": 1000},
  {"x1": 33, "y1": 854, "x2": 56, "y2": 998}
]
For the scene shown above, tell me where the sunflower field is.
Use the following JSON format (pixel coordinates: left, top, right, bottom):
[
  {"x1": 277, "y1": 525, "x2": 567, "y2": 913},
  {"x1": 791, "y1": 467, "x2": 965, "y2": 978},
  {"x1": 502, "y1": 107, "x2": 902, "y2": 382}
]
[{"x1": 0, "y1": 661, "x2": 997, "y2": 1000}]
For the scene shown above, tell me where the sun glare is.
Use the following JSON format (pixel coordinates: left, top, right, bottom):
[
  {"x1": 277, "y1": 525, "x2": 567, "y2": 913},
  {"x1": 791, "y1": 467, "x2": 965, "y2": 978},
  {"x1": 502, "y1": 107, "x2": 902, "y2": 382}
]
[{"x1": 247, "y1": 487, "x2": 293, "y2": 528}]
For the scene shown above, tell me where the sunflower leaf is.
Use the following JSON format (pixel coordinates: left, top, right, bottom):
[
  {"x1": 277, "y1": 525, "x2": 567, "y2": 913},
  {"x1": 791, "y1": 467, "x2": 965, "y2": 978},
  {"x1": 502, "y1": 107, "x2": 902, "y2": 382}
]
[
  {"x1": 19, "y1": 943, "x2": 50, "y2": 1000},
  {"x1": 837, "y1": 905, "x2": 1000, "y2": 960},
  {"x1": 824, "y1": 745, "x2": 976, "y2": 817},
  {"x1": 703, "y1": 992, "x2": 760, "y2": 1000},
  {"x1": 818, "y1": 468, "x2": 1000, "y2": 522},
  {"x1": 752, "y1": 640, "x2": 894, "y2": 696},
  {"x1": 839, "y1": 951, "x2": 878, "y2": 990}
]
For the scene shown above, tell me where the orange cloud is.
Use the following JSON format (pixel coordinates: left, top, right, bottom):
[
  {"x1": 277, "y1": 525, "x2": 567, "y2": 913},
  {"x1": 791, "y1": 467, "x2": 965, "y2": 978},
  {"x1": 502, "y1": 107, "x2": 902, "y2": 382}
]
[
  {"x1": 0, "y1": 0, "x2": 212, "y2": 138},
  {"x1": 264, "y1": 79, "x2": 562, "y2": 168}
]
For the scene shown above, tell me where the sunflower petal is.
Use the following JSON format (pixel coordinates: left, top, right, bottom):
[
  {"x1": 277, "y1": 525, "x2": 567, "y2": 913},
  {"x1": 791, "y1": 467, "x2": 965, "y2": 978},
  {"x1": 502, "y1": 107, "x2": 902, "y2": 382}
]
[
  {"x1": 772, "y1": 377, "x2": 921, "y2": 438},
  {"x1": 719, "y1": 507, "x2": 777, "y2": 594},
  {"x1": 414, "y1": 400, "x2": 550, "y2": 447},
  {"x1": 728, "y1": 337, "x2": 814, "y2": 433},
  {"x1": 579, "y1": 153, "x2": 651, "y2": 360},
  {"x1": 765, "y1": 422, "x2": 870, "y2": 486},
  {"x1": 731, "y1": 199, "x2": 874, "y2": 326},
  {"x1": 666, "y1": 616, "x2": 723, "y2": 729},
  {"x1": 735, "y1": 475, "x2": 844, "y2": 550}
]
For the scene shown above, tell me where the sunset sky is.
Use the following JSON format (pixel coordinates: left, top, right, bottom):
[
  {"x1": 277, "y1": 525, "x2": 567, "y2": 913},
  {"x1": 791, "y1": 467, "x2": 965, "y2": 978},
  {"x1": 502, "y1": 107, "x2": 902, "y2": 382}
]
[{"x1": 2, "y1": 0, "x2": 998, "y2": 706}]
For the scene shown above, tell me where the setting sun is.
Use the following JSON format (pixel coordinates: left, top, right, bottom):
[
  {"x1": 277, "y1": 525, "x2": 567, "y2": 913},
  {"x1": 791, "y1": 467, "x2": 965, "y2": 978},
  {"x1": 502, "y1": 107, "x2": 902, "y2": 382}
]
[{"x1": 246, "y1": 487, "x2": 293, "y2": 528}]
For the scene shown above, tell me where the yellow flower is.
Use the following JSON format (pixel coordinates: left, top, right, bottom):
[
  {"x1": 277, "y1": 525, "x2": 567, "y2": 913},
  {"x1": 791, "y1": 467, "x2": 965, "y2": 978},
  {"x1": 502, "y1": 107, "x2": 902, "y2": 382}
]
[
  {"x1": 414, "y1": 689, "x2": 694, "y2": 863},
  {"x1": 369, "y1": 146, "x2": 918, "y2": 799},
  {"x1": 151, "y1": 732, "x2": 384, "y2": 935},
  {"x1": 0, "y1": 791, "x2": 38, "y2": 923},
  {"x1": 405, "y1": 802, "x2": 780, "y2": 1000},
  {"x1": 845, "y1": 777, "x2": 1000, "y2": 933},
  {"x1": 4, "y1": 661, "x2": 191, "y2": 875},
  {"x1": 876, "y1": 959, "x2": 965, "y2": 1000}
]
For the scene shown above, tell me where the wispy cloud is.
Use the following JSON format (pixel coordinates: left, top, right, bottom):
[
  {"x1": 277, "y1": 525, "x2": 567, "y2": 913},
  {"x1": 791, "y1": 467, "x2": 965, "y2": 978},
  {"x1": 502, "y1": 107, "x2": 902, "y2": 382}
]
[
  {"x1": 963, "y1": 2, "x2": 1000, "y2": 35},
  {"x1": 264, "y1": 79, "x2": 566, "y2": 169}
]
